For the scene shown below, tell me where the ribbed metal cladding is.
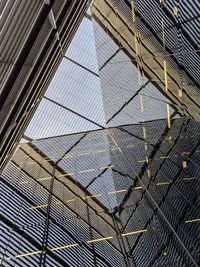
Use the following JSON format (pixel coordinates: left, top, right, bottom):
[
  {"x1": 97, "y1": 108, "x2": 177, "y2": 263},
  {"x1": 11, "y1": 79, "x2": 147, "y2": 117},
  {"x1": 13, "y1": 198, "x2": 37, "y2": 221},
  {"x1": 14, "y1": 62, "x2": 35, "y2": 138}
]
[
  {"x1": 1, "y1": 0, "x2": 200, "y2": 266},
  {"x1": 0, "y1": 0, "x2": 89, "y2": 169},
  {"x1": 92, "y1": 0, "x2": 200, "y2": 124},
  {"x1": 0, "y1": 0, "x2": 43, "y2": 90},
  {"x1": 1, "y1": 118, "x2": 200, "y2": 266}
]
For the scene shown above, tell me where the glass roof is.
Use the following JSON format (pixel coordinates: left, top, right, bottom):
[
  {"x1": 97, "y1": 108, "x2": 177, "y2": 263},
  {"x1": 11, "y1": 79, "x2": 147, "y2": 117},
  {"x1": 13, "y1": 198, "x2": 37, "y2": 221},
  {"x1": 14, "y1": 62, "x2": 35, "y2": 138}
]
[
  {"x1": 1, "y1": 1, "x2": 200, "y2": 266},
  {"x1": 25, "y1": 14, "x2": 105, "y2": 139}
]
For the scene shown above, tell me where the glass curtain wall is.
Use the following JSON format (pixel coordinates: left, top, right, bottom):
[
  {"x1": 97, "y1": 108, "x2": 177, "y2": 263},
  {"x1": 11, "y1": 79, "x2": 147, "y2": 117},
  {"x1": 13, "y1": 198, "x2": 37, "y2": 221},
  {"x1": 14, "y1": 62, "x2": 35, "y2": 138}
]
[{"x1": 0, "y1": 1, "x2": 200, "y2": 267}]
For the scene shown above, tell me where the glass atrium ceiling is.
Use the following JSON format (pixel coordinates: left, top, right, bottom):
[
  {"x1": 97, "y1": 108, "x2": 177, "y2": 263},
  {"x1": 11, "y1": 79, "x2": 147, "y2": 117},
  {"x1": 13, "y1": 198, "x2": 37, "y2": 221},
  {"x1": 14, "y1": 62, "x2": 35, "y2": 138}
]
[
  {"x1": 23, "y1": 0, "x2": 200, "y2": 141},
  {"x1": 25, "y1": 12, "x2": 105, "y2": 139},
  {"x1": 1, "y1": 1, "x2": 200, "y2": 267}
]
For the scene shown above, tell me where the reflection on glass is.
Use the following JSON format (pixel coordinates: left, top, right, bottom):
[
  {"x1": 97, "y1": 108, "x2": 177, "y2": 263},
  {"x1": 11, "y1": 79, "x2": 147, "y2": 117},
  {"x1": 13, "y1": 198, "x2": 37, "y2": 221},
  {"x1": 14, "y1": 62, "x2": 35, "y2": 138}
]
[{"x1": 1, "y1": 1, "x2": 200, "y2": 266}]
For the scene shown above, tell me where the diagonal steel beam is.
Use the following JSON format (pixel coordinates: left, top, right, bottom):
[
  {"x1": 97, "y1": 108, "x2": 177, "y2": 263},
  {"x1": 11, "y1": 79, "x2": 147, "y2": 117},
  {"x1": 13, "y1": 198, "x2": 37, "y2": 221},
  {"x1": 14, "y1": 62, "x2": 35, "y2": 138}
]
[
  {"x1": 106, "y1": 80, "x2": 150, "y2": 124},
  {"x1": 63, "y1": 55, "x2": 100, "y2": 77},
  {"x1": 44, "y1": 95, "x2": 105, "y2": 129}
]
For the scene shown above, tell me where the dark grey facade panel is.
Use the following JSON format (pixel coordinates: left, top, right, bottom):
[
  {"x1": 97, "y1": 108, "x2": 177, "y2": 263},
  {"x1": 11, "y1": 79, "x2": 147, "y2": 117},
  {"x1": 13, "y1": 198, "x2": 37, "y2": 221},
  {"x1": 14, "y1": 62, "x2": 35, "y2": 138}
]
[{"x1": 1, "y1": 118, "x2": 200, "y2": 266}]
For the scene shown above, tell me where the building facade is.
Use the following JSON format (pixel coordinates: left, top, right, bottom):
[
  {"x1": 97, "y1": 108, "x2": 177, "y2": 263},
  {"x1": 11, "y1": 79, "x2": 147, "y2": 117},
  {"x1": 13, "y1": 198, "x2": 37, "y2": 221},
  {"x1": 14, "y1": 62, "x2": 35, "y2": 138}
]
[{"x1": 0, "y1": 0, "x2": 200, "y2": 266}]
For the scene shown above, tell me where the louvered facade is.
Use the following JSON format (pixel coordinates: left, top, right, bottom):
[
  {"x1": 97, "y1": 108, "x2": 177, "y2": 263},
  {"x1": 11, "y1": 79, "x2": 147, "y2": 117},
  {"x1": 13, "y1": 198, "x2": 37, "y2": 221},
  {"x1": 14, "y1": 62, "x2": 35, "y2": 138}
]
[{"x1": 0, "y1": 0, "x2": 200, "y2": 266}]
